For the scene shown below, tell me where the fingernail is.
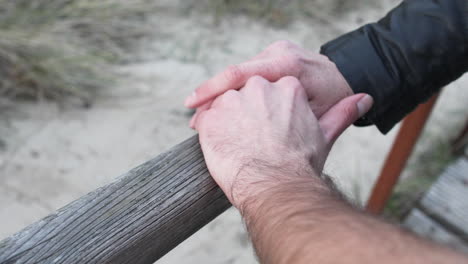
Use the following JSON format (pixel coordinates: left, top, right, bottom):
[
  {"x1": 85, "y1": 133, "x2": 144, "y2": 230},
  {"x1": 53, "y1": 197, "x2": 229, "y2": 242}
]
[
  {"x1": 356, "y1": 94, "x2": 374, "y2": 117},
  {"x1": 184, "y1": 92, "x2": 197, "y2": 107}
]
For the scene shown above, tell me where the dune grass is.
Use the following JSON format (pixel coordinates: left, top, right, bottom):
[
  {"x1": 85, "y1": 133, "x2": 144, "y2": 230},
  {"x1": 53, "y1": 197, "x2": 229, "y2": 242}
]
[
  {"x1": 0, "y1": 0, "x2": 381, "y2": 105},
  {"x1": 0, "y1": 0, "x2": 152, "y2": 105},
  {"x1": 384, "y1": 140, "x2": 456, "y2": 220},
  {"x1": 201, "y1": 0, "x2": 379, "y2": 27}
]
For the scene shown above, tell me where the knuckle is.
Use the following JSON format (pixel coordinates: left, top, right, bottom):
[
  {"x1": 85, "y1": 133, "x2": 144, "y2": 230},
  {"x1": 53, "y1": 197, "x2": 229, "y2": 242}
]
[
  {"x1": 222, "y1": 90, "x2": 240, "y2": 102},
  {"x1": 245, "y1": 75, "x2": 269, "y2": 94},
  {"x1": 246, "y1": 75, "x2": 267, "y2": 86},
  {"x1": 224, "y1": 89, "x2": 238, "y2": 97},
  {"x1": 213, "y1": 90, "x2": 240, "y2": 108},
  {"x1": 279, "y1": 76, "x2": 302, "y2": 92},
  {"x1": 278, "y1": 76, "x2": 306, "y2": 100},
  {"x1": 281, "y1": 76, "x2": 301, "y2": 86}
]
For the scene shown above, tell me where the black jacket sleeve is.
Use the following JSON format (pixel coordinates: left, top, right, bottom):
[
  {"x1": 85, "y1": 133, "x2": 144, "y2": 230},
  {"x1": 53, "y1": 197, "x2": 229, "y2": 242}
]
[{"x1": 320, "y1": 0, "x2": 468, "y2": 134}]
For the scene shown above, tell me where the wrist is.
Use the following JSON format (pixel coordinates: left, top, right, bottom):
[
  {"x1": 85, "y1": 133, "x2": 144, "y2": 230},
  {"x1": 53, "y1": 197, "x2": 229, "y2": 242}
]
[{"x1": 237, "y1": 166, "x2": 331, "y2": 218}]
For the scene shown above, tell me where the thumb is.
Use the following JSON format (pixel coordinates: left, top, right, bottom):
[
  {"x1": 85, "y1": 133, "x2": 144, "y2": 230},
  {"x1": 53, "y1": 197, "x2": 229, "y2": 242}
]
[{"x1": 319, "y1": 94, "x2": 373, "y2": 145}]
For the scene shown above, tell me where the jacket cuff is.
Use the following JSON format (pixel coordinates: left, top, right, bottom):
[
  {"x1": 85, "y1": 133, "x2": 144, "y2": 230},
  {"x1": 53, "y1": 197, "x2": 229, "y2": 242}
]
[{"x1": 320, "y1": 26, "x2": 401, "y2": 134}]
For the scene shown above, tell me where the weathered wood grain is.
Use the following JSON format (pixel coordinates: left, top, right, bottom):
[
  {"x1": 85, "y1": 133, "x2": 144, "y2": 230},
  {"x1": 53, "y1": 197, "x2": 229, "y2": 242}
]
[
  {"x1": 420, "y1": 158, "x2": 468, "y2": 241},
  {"x1": 0, "y1": 135, "x2": 231, "y2": 264},
  {"x1": 403, "y1": 209, "x2": 468, "y2": 254}
]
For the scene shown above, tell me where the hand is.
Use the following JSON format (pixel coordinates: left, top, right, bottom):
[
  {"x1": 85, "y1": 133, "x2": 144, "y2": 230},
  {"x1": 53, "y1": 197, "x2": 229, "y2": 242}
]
[
  {"x1": 186, "y1": 40, "x2": 354, "y2": 128},
  {"x1": 194, "y1": 76, "x2": 372, "y2": 209}
]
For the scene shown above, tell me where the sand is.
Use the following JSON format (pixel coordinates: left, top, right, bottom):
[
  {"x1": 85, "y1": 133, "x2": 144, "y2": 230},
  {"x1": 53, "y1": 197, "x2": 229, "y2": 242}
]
[{"x1": 1, "y1": 1, "x2": 467, "y2": 263}]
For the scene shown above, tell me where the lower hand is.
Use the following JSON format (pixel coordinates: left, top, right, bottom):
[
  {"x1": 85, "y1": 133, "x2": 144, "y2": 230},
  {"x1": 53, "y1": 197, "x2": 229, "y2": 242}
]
[{"x1": 194, "y1": 76, "x2": 372, "y2": 209}]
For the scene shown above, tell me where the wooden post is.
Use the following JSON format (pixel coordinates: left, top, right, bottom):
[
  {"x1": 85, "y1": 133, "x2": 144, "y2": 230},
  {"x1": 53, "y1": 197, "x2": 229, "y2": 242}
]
[
  {"x1": 366, "y1": 94, "x2": 440, "y2": 214},
  {"x1": 0, "y1": 136, "x2": 231, "y2": 264}
]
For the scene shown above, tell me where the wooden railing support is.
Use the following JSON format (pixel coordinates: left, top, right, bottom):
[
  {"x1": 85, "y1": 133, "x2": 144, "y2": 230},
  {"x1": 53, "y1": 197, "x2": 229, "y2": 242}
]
[
  {"x1": 0, "y1": 136, "x2": 231, "y2": 264},
  {"x1": 366, "y1": 94, "x2": 440, "y2": 214}
]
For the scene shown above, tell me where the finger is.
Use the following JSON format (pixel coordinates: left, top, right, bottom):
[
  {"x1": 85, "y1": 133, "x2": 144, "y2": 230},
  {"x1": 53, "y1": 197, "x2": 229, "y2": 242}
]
[
  {"x1": 189, "y1": 101, "x2": 212, "y2": 129},
  {"x1": 184, "y1": 59, "x2": 298, "y2": 108},
  {"x1": 249, "y1": 49, "x2": 271, "y2": 61},
  {"x1": 319, "y1": 94, "x2": 373, "y2": 145},
  {"x1": 239, "y1": 75, "x2": 271, "y2": 97},
  {"x1": 274, "y1": 76, "x2": 303, "y2": 92},
  {"x1": 308, "y1": 103, "x2": 330, "y2": 120},
  {"x1": 274, "y1": 76, "x2": 308, "y2": 102},
  {"x1": 193, "y1": 109, "x2": 211, "y2": 132}
]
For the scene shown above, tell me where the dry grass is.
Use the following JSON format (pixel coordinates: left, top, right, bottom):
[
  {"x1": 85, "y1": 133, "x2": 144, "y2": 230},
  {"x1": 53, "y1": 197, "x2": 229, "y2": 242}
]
[
  {"x1": 384, "y1": 140, "x2": 456, "y2": 220},
  {"x1": 0, "y1": 0, "x2": 380, "y2": 106},
  {"x1": 0, "y1": 0, "x2": 153, "y2": 105},
  {"x1": 198, "y1": 0, "x2": 380, "y2": 27}
]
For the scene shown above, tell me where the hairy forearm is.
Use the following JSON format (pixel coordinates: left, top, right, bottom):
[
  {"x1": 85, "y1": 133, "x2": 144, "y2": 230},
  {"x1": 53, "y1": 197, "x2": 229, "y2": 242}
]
[{"x1": 240, "y1": 171, "x2": 467, "y2": 264}]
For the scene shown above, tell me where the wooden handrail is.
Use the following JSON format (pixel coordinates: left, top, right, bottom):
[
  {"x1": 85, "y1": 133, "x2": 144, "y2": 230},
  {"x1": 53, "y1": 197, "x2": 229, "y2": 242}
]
[
  {"x1": 0, "y1": 136, "x2": 231, "y2": 264},
  {"x1": 0, "y1": 94, "x2": 444, "y2": 263}
]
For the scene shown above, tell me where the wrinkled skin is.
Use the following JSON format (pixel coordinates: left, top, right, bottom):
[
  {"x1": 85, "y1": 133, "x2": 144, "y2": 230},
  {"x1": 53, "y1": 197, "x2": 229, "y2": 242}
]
[
  {"x1": 193, "y1": 75, "x2": 372, "y2": 208},
  {"x1": 186, "y1": 40, "x2": 354, "y2": 128}
]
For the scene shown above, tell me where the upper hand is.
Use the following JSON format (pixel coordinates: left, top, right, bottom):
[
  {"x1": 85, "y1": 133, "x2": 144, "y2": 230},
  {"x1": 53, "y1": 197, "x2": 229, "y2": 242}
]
[
  {"x1": 194, "y1": 76, "x2": 372, "y2": 209},
  {"x1": 186, "y1": 40, "x2": 354, "y2": 128}
]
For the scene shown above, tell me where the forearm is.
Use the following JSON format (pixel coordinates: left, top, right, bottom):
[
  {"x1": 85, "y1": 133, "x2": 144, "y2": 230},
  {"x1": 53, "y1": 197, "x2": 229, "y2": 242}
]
[{"x1": 241, "y1": 171, "x2": 467, "y2": 264}]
